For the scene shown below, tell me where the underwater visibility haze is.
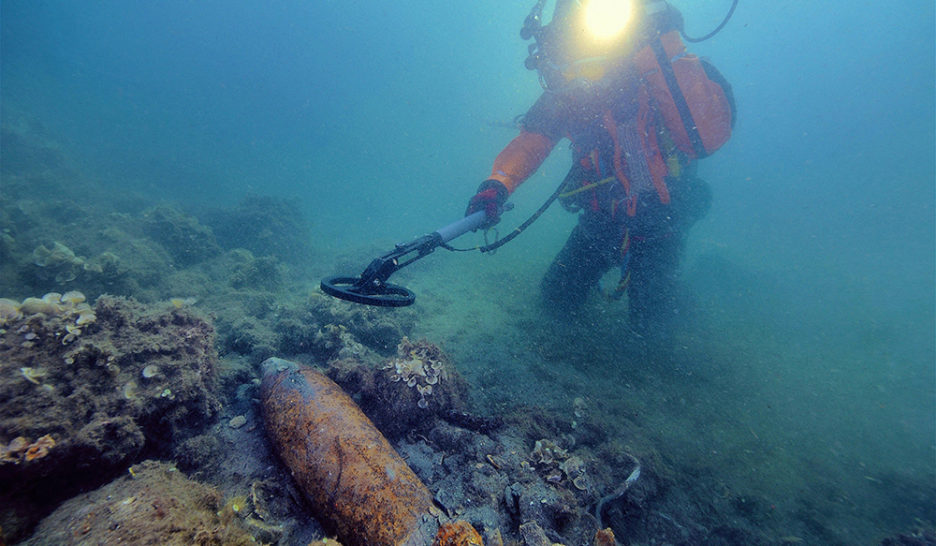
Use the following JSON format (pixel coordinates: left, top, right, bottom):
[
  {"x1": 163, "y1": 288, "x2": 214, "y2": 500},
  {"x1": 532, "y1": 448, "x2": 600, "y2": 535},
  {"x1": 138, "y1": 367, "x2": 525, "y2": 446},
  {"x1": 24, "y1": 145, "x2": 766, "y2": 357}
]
[{"x1": 1, "y1": 1, "x2": 934, "y2": 544}]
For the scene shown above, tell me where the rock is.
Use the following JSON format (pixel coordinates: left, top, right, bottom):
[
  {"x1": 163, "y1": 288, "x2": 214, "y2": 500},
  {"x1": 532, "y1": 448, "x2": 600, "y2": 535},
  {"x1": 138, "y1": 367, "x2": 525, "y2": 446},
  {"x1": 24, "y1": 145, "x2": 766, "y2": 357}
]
[
  {"x1": 519, "y1": 521, "x2": 552, "y2": 546},
  {"x1": 142, "y1": 205, "x2": 220, "y2": 266},
  {"x1": 594, "y1": 528, "x2": 616, "y2": 546},
  {"x1": 0, "y1": 294, "x2": 221, "y2": 541},
  {"x1": 328, "y1": 338, "x2": 470, "y2": 441},
  {"x1": 203, "y1": 194, "x2": 313, "y2": 266},
  {"x1": 229, "y1": 415, "x2": 247, "y2": 429},
  {"x1": 23, "y1": 460, "x2": 253, "y2": 545}
]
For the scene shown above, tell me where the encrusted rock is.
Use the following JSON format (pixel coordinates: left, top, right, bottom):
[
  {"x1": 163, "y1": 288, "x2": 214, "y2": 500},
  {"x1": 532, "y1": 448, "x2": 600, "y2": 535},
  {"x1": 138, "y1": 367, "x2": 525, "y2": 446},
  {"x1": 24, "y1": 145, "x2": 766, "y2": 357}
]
[
  {"x1": 31, "y1": 242, "x2": 85, "y2": 283},
  {"x1": 328, "y1": 338, "x2": 469, "y2": 440},
  {"x1": 0, "y1": 294, "x2": 221, "y2": 542},
  {"x1": 229, "y1": 415, "x2": 247, "y2": 429},
  {"x1": 519, "y1": 521, "x2": 552, "y2": 546},
  {"x1": 23, "y1": 460, "x2": 253, "y2": 545},
  {"x1": 141, "y1": 206, "x2": 220, "y2": 266}
]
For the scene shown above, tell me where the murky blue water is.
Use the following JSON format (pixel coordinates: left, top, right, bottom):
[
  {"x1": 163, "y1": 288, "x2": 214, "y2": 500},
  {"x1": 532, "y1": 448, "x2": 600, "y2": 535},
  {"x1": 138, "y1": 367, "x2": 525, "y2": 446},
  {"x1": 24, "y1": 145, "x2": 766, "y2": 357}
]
[{"x1": 3, "y1": 1, "x2": 934, "y2": 542}]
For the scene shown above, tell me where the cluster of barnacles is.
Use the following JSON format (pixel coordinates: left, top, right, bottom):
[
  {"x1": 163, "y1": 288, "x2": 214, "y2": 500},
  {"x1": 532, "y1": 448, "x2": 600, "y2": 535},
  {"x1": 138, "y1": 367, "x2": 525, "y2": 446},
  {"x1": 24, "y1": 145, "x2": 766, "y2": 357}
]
[
  {"x1": 0, "y1": 434, "x2": 56, "y2": 465},
  {"x1": 381, "y1": 337, "x2": 447, "y2": 409},
  {"x1": 530, "y1": 439, "x2": 589, "y2": 492}
]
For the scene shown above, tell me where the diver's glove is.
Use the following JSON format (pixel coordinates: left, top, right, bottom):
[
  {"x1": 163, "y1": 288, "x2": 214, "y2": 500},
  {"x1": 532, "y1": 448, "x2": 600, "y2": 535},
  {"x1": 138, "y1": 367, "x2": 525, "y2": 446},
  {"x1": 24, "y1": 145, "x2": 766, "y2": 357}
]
[{"x1": 465, "y1": 179, "x2": 509, "y2": 229}]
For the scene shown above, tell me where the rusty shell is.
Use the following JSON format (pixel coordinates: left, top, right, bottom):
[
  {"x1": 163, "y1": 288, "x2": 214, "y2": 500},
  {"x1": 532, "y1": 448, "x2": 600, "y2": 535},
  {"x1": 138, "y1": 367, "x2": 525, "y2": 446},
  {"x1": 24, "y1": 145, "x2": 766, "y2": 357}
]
[{"x1": 261, "y1": 358, "x2": 437, "y2": 546}]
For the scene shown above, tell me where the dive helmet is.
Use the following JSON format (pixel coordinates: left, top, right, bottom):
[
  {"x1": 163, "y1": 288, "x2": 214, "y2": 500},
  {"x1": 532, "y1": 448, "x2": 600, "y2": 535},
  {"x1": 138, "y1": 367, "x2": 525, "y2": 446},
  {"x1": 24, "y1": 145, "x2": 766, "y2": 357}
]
[{"x1": 521, "y1": 0, "x2": 681, "y2": 92}]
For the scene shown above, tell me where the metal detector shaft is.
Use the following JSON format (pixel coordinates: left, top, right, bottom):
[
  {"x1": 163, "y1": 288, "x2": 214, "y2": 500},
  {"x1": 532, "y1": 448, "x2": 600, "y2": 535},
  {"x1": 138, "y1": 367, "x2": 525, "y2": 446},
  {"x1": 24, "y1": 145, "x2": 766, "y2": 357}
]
[
  {"x1": 374, "y1": 210, "x2": 487, "y2": 273},
  {"x1": 320, "y1": 210, "x2": 488, "y2": 306},
  {"x1": 435, "y1": 210, "x2": 486, "y2": 243}
]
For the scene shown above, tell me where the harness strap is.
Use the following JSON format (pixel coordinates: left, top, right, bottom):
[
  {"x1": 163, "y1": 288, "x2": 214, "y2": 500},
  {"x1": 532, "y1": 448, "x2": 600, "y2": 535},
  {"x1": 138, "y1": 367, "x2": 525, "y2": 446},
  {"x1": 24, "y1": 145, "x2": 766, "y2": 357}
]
[
  {"x1": 603, "y1": 110, "x2": 639, "y2": 217},
  {"x1": 558, "y1": 176, "x2": 617, "y2": 199},
  {"x1": 634, "y1": 90, "x2": 671, "y2": 204},
  {"x1": 610, "y1": 227, "x2": 632, "y2": 300},
  {"x1": 649, "y1": 37, "x2": 707, "y2": 158}
]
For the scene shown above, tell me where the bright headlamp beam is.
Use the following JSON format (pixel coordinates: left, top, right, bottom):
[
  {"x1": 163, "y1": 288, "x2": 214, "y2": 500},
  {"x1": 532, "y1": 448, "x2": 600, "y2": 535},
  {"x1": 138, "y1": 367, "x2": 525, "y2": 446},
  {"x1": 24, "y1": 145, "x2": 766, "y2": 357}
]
[{"x1": 583, "y1": 0, "x2": 633, "y2": 40}]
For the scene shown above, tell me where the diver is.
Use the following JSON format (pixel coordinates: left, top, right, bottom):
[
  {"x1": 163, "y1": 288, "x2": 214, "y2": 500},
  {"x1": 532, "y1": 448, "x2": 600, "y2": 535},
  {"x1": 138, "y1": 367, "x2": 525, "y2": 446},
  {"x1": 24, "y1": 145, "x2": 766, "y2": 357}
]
[{"x1": 465, "y1": 0, "x2": 735, "y2": 346}]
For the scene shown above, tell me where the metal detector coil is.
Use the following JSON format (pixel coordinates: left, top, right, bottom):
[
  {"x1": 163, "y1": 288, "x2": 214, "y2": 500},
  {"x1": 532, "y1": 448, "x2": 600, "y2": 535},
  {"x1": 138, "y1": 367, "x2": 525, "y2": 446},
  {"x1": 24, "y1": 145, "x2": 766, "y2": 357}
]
[{"x1": 320, "y1": 211, "x2": 487, "y2": 307}]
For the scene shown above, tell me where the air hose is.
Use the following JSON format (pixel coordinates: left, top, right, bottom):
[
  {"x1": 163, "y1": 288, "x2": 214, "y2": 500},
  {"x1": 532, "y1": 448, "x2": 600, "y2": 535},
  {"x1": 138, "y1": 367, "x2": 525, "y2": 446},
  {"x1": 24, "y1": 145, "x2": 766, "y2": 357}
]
[
  {"x1": 442, "y1": 175, "x2": 567, "y2": 254},
  {"x1": 680, "y1": 0, "x2": 739, "y2": 43}
]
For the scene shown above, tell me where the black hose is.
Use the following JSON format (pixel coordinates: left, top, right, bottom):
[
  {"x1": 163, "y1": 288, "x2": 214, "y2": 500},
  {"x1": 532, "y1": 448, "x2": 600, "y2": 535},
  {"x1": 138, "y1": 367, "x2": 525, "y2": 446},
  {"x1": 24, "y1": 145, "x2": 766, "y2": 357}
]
[
  {"x1": 681, "y1": 0, "x2": 738, "y2": 43},
  {"x1": 478, "y1": 183, "x2": 561, "y2": 253},
  {"x1": 442, "y1": 178, "x2": 565, "y2": 254}
]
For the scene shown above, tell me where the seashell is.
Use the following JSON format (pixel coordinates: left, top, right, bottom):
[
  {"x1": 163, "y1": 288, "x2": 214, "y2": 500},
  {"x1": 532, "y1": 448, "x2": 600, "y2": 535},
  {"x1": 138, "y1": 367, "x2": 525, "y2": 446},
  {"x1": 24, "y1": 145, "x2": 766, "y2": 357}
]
[
  {"x1": 0, "y1": 299, "x2": 22, "y2": 324},
  {"x1": 60, "y1": 291, "x2": 86, "y2": 305},
  {"x1": 417, "y1": 397, "x2": 429, "y2": 409},
  {"x1": 42, "y1": 293, "x2": 63, "y2": 304},
  {"x1": 169, "y1": 297, "x2": 197, "y2": 308},
  {"x1": 229, "y1": 415, "x2": 247, "y2": 429},
  {"x1": 24, "y1": 434, "x2": 55, "y2": 462},
  {"x1": 531, "y1": 440, "x2": 546, "y2": 463},
  {"x1": 20, "y1": 297, "x2": 55, "y2": 316},
  {"x1": 141, "y1": 365, "x2": 160, "y2": 379},
  {"x1": 20, "y1": 367, "x2": 46, "y2": 384},
  {"x1": 123, "y1": 381, "x2": 138, "y2": 400},
  {"x1": 7, "y1": 436, "x2": 30, "y2": 455},
  {"x1": 531, "y1": 439, "x2": 565, "y2": 466},
  {"x1": 560, "y1": 455, "x2": 585, "y2": 478},
  {"x1": 54, "y1": 270, "x2": 78, "y2": 284},
  {"x1": 572, "y1": 476, "x2": 589, "y2": 491},
  {"x1": 389, "y1": 374, "x2": 401, "y2": 382},
  {"x1": 425, "y1": 374, "x2": 438, "y2": 385},
  {"x1": 406, "y1": 376, "x2": 418, "y2": 388},
  {"x1": 75, "y1": 312, "x2": 96, "y2": 325}
]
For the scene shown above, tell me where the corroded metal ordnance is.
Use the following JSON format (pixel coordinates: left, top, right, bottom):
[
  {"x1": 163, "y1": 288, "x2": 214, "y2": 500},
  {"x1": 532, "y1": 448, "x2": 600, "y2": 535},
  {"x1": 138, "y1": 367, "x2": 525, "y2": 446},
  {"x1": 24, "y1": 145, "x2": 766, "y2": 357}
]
[{"x1": 261, "y1": 357, "x2": 439, "y2": 545}]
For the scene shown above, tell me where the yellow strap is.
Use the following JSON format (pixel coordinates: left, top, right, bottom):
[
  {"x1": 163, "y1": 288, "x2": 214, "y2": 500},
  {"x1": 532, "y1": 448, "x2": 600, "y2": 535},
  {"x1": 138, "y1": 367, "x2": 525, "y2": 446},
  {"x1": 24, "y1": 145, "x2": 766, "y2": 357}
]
[{"x1": 558, "y1": 176, "x2": 618, "y2": 199}]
